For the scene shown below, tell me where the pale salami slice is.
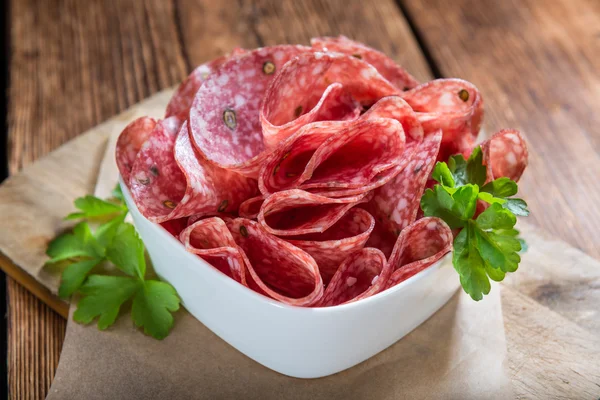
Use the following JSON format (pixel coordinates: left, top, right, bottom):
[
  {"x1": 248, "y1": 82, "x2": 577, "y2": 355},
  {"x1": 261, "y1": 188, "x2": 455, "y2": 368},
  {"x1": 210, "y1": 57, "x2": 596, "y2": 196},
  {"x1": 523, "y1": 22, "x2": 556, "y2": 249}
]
[
  {"x1": 481, "y1": 129, "x2": 528, "y2": 182},
  {"x1": 129, "y1": 120, "x2": 257, "y2": 223},
  {"x1": 402, "y1": 79, "x2": 483, "y2": 160},
  {"x1": 261, "y1": 82, "x2": 360, "y2": 148},
  {"x1": 259, "y1": 118, "x2": 405, "y2": 195},
  {"x1": 228, "y1": 218, "x2": 323, "y2": 306},
  {"x1": 258, "y1": 189, "x2": 372, "y2": 236},
  {"x1": 385, "y1": 217, "x2": 452, "y2": 289},
  {"x1": 286, "y1": 208, "x2": 375, "y2": 284},
  {"x1": 116, "y1": 117, "x2": 157, "y2": 185},
  {"x1": 189, "y1": 45, "x2": 311, "y2": 178},
  {"x1": 318, "y1": 248, "x2": 391, "y2": 307},
  {"x1": 180, "y1": 217, "x2": 247, "y2": 285},
  {"x1": 370, "y1": 130, "x2": 443, "y2": 235},
  {"x1": 311, "y1": 35, "x2": 419, "y2": 90},
  {"x1": 238, "y1": 195, "x2": 265, "y2": 219},
  {"x1": 165, "y1": 48, "x2": 246, "y2": 119}
]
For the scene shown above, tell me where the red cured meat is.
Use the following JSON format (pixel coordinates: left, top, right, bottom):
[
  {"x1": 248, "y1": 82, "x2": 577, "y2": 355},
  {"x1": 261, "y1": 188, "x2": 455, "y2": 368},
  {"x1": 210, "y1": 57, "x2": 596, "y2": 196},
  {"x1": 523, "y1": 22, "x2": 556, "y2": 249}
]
[
  {"x1": 385, "y1": 217, "x2": 452, "y2": 289},
  {"x1": 258, "y1": 189, "x2": 372, "y2": 236},
  {"x1": 261, "y1": 82, "x2": 360, "y2": 149},
  {"x1": 402, "y1": 79, "x2": 483, "y2": 160},
  {"x1": 115, "y1": 117, "x2": 157, "y2": 185},
  {"x1": 189, "y1": 45, "x2": 311, "y2": 178},
  {"x1": 259, "y1": 118, "x2": 405, "y2": 195},
  {"x1": 129, "y1": 120, "x2": 257, "y2": 222},
  {"x1": 369, "y1": 130, "x2": 443, "y2": 235},
  {"x1": 311, "y1": 35, "x2": 419, "y2": 90},
  {"x1": 318, "y1": 248, "x2": 390, "y2": 307},
  {"x1": 286, "y1": 208, "x2": 375, "y2": 284},
  {"x1": 260, "y1": 51, "x2": 400, "y2": 149},
  {"x1": 228, "y1": 218, "x2": 323, "y2": 306},
  {"x1": 160, "y1": 217, "x2": 189, "y2": 238},
  {"x1": 165, "y1": 48, "x2": 246, "y2": 119},
  {"x1": 481, "y1": 129, "x2": 528, "y2": 182},
  {"x1": 238, "y1": 195, "x2": 265, "y2": 219},
  {"x1": 180, "y1": 217, "x2": 247, "y2": 285}
]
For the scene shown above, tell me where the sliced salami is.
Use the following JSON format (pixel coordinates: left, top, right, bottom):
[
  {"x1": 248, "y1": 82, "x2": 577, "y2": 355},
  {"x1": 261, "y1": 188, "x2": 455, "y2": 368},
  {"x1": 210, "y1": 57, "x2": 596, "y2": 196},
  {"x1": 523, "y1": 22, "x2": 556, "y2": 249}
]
[
  {"x1": 228, "y1": 218, "x2": 323, "y2": 306},
  {"x1": 129, "y1": 120, "x2": 257, "y2": 222},
  {"x1": 259, "y1": 118, "x2": 405, "y2": 195},
  {"x1": 311, "y1": 35, "x2": 419, "y2": 90},
  {"x1": 116, "y1": 117, "x2": 157, "y2": 185},
  {"x1": 258, "y1": 189, "x2": 372, "y2": 236},
  {"x1": 189, "y1": 45, "x2": 311, "y2": 178},
  {"x1": 165, "y1": 48, "x2": 246, "y2": 119},
  {"x1": 369, "y1": 130, "x2": 443, "y2": 235},
  {"x1": 318, "y1": 248, "x2": 390, "y2": 307},
  {"x1": 238, "y1": 195, "x2": 265, "y2": 219},
  {"x1": 481, "y1": 129, "x2": 528, "y2": 182},
  {"x1": 286, "y1": 208, "x2": 375, "y2": 284},
  {"x1": 385, "y1": 217, "x2": 452, "y2": 289},
  {"x1": 180, "y1": 217, "x2": 246, "y2": 285}
]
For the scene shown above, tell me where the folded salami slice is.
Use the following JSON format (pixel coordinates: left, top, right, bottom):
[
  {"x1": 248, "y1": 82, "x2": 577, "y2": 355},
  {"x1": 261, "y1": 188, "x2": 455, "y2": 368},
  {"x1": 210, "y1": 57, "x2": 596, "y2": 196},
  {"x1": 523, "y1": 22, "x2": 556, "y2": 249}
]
[
  {"x1": 258, "y1": 189, "x2": 371, "y2": 236},
  {"x1": 165, "y1": 48, "x2": 246, "y2": 119},
  {"x1": 228, "y1": 218, "x2": 324, "y2": 306},
  {"x1": 189, "y1": 45, "x2": 311, "y2": 178},
  {"x1": 116, "y1": 117, "x2": 157, "y2": 185},
  {"x1": 238, "y1": 195, "x2": 265, "y2": 219},
  {"x1": 180, "y1": 217, "x2": 246, "y2": 285},
  {"x1": 481, "y1": 129, "x2": 528, "y2": 182},
  {"x1": 260, "y1": 51, "x2": 400, "y2": 148},
  {"x1": 259, "y1": 118, "x2": 405, "y2": 195},
  {"x1": 402, "y1": 79, "x2": 483, "y2": 160},
  {"x1": 319, "y1": 248, "x2": 391, "y2": 307},
  {"x1": 286, "y1": 208, "x2": 375, "y2": 284},
  {"x1": 369, "y1": 130, "x2": 443, "y2": 235},
  {"x1": 129, "y1": 120, "x2": 257, "y2": 223},
  {"x1": 385, "y1": 217, "x2": 452, "y2": 289},
  {"x1": 311, "y1": 36, "x2": 419, "y2": 90}
]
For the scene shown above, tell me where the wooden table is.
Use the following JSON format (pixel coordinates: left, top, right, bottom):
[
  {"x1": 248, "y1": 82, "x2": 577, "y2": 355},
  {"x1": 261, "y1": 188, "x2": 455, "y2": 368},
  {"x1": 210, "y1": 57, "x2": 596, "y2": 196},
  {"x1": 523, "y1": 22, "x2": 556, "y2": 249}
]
[{"x1": 6, "y1": 0, "x2": 599, "y2": 398}]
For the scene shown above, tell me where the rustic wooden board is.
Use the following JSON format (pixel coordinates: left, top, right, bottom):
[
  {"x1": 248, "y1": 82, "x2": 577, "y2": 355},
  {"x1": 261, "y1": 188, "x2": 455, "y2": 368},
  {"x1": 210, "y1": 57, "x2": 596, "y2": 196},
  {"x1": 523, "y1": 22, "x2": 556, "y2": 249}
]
[{"x1": 6, "y1": 0, "x2": 600, "y2": 398}]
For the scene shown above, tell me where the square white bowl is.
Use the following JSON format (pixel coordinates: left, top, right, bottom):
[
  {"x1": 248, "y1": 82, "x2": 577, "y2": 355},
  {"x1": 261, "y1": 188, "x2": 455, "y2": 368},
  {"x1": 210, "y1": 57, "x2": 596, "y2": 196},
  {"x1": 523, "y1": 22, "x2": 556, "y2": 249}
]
[{"x1": 121, "y1": 178, "x2": 460, "y2": 378}]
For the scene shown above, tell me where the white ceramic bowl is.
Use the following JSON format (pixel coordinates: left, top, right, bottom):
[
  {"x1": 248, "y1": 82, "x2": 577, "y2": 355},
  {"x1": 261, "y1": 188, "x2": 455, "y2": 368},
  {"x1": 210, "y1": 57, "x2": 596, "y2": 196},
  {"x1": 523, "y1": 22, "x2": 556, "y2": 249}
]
[{"x1": 121, "y1": 178, "x2": 459, "y2": 378}]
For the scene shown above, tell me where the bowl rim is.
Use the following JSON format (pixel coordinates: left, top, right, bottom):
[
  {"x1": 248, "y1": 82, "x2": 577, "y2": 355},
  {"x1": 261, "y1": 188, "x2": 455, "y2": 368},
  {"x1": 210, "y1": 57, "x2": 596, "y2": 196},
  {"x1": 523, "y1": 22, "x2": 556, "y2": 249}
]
[{"x1": 120, "y1": 176, "x2": 452, "y2": 314}]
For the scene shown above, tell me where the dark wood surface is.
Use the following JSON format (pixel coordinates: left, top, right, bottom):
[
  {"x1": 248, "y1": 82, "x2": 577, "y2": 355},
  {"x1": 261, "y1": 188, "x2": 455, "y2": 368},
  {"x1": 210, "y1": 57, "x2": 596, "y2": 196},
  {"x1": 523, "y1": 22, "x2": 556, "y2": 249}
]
[{"x1": 5, "y1": 0, "x2": 599, "y2": 398}]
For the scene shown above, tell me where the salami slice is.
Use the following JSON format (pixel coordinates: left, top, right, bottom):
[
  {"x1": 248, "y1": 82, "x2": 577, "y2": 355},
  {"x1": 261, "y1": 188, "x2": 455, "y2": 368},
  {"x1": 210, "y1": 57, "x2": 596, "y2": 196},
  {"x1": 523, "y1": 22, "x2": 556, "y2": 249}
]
[
  {"x1": 165, "y1": 48, "x2": 246, "y2": 119},
  {"x1": 116, "y1": 117, "x2": 157, "y2": 185},
  {"x1": 129, "y1": 120, "x2": 257, "y2": 223},
  {"x1": 238, "y1": 195, "x2": 265, "y2": 219},
  {"x1": 189, "y1": 45, "x2": 311, "y2": 178},
  {"x1": 318, "y1": 248, "x2": 390, "y2": 307},
  {"x1": 228, "y1": 218, "x2": 323, "y2": 306},
  {"x1": 286, "y1": 208, "x2": 375, "y2": 284},
  {"x1": 160, "y1": 217, "x2": 189, "y2": 238},
  {"x1": 385, "y1": 217, "x2": 452, "y2": 289},
  {"x1": 402, "y1": 79, "x2": 483, "y2": 160},
  {"x1": 259, "y1": 118, "x2": 405, "y2": 195},
  {"x1": 311, "y1": 35, "x2": 419, "y2": 90},
  {"x1": 481, "y1": 129, "x2": 528, "y2": 182},
  {"x1": 260, "y1": 51, "x2": 400, "y2": 148},
  {"x1": 258, "y1": 189, "x2": 372, "y2": 236},
  {"x1": 370, "y1": 130, "x2": 443, "y2": 235},
  {"x1": 180, "y1": 217, "x2": 246, "y2": 285}
]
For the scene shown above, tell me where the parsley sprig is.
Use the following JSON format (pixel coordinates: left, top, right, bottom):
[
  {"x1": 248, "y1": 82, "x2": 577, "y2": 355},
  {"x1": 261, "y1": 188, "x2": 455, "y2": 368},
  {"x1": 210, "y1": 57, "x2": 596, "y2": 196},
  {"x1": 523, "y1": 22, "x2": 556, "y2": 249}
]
[
  {"x1": 45, "y1": 184, "x2": 180, "y2": 339},
  {"x1": 421, "y1": 147, "x2": 530, "y2": 301}
]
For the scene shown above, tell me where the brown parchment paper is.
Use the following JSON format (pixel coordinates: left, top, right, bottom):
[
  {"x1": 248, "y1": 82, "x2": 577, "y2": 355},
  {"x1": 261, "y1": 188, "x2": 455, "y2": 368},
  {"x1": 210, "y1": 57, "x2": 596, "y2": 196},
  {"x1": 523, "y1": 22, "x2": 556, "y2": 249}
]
[{"x1": 45, "y1": 126, "x2": 513, "y2": 400}]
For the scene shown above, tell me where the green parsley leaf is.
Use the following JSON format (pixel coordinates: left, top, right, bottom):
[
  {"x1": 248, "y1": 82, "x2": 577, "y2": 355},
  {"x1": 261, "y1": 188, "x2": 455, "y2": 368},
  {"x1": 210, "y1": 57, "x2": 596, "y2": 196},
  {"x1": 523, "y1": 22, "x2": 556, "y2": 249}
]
[
  {"x1": 432, "y1": 162, "x2": 455, "y2": 188},
  {"x1": 105, "y1": 223, "x2": 146, "y2": 280},
  {"x1": 73, "y1": 275, "x2": 140, "y2": 329},
  {"x1": 94, "y1": 213, "x2": 127, "y2": 249},
  {"x1": 465, "y1": 147, "x2": 487, "y2": 187},
  {"x1": 111, "y1": 183, "x2": 125, "y2": 202},
  {"x1": 503, "y1": 198, "x2": 530, "y2": 216},
  {"x1": 46, "y1": 222, "x2": 104, "y2": 263},
  {"x1": 420, "y1": 184, "x2": 479, "y2": 229},
  {"x1": 65, "y1": 195, "x2": 126, "y2": 220},
  {"x1": 447, "y1": 154, "x2": 467, "y2": 186},
  {"x1": 453, "y1": 225, "x2": 491, "y2": 301},
  {"x1": 131, "y1": 280, "x2": 180, "y2": 340},
  {"x1": 58, "y1": 258, "x2": 103, "y2": 299},
  {"x1": 481, "y1": 177, "x2": 518, "y2": 197}
]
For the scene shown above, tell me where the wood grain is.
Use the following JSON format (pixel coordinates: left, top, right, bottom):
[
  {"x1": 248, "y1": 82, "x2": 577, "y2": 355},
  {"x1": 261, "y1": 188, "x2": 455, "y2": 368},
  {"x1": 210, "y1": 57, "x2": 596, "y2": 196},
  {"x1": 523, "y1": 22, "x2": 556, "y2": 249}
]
[{"x1": 399, "y1": 0, "x2": 600, "y2": 259}]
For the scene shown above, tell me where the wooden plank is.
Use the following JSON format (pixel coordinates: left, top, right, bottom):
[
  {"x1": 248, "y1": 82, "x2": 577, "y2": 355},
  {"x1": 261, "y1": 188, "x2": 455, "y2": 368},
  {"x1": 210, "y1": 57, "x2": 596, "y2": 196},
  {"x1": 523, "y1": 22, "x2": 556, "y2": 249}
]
[{"x1": 399, "y1": 0, "x2": 600, "y2": 260}]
